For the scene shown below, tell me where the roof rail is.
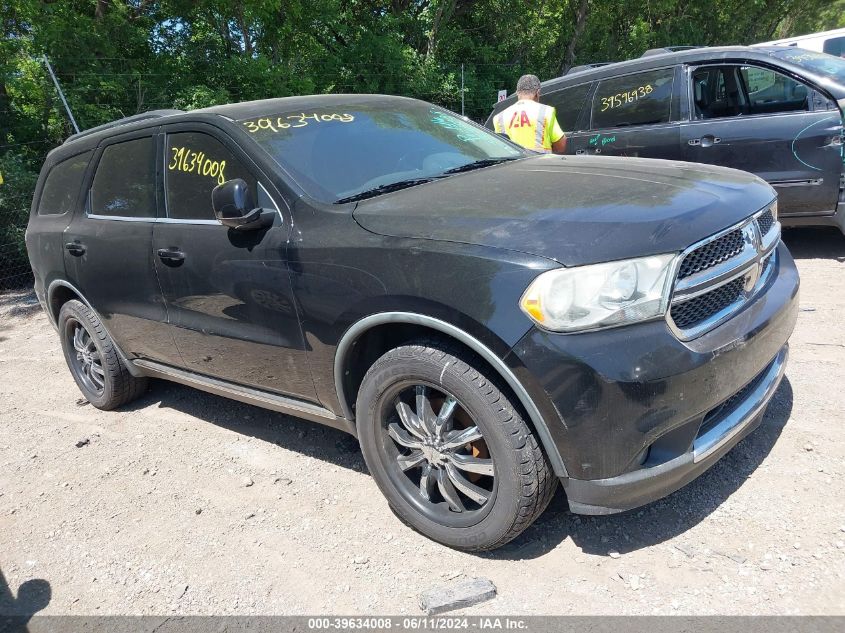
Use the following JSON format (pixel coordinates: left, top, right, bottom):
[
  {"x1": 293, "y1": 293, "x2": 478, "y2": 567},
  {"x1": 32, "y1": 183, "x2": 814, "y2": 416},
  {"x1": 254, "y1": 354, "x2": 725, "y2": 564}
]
[
  {"x1": 64, "y1": 109, "x2": 184, "y2": 144},
  {"x1": 641, "y1": 46, "x2": 700, "y2": 57},
  {"x1": 565, "y1": 62, "x2": 613, "y2": 75}
]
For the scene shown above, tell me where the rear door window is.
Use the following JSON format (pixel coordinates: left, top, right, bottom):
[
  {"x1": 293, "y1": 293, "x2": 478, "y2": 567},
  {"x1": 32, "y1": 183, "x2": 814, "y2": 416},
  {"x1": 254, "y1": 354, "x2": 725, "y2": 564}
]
[
  {"x1": 165, "y1": 131, "x2": 257, "y2": 221},
  {"x1": 90, "y1": 137, "x2": 157, "y2": 218},
  {"x1": 37, "y1": 151, "x2": 92, "y2": 216},
  {"x1": 590, "y1": 68, "x2": 675, "y2": 129},
  {"x1": 543, "y1": 83, "x2": 592, "y2": 132}
]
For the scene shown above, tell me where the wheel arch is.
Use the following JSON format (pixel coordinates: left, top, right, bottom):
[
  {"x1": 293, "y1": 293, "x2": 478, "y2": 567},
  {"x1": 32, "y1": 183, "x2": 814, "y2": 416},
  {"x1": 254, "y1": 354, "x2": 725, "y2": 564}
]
[
  {"x1": 47, "y1": 279, "x2": 86, "y2": 326},
  {"x1": 334, "y1": 312, "x2": 568, "y2": 478},
  {"x1": 46, "y1": 279, "x2": 145, "y2": 378}
]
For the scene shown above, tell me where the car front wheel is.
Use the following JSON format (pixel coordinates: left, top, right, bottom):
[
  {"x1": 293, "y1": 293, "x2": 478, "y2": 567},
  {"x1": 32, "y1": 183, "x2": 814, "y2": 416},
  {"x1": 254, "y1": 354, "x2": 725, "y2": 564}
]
[{"x1": 356, "y1": 340, "x2": 556, "y2": 551}]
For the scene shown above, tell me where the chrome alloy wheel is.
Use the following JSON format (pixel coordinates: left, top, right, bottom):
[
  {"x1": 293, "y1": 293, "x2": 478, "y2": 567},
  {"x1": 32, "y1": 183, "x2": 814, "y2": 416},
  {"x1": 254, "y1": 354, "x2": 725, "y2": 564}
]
[
  {"x1": 66, "y1": 319, "x2": 105, "y2": 396},
  {"x1": 382, "y1": 383, "x2": 496, "y2": 525}
]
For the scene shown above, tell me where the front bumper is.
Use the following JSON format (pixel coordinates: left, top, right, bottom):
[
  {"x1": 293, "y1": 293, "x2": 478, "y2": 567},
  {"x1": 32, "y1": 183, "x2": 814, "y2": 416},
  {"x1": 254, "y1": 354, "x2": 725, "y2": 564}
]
[
  {"x1": 508, "y1": 242, "x2": 799, "y2": 514},
  {"x1": 564, "y1": 346, "x2": 787, "y2": 514}
]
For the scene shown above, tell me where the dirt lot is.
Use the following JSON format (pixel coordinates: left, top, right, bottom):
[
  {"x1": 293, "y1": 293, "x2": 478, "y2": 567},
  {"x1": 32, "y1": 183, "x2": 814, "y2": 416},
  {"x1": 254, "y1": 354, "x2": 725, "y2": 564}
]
[{"x1": 1, "y1": 228, "x2": 844, "y2": 616}]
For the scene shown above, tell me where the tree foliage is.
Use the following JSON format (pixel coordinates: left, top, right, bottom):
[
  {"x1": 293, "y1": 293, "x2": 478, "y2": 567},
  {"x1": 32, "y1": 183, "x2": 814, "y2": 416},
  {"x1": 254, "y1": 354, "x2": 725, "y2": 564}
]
[{"x1": 0, "y1": 0, "x2": 841, "y2": 284}]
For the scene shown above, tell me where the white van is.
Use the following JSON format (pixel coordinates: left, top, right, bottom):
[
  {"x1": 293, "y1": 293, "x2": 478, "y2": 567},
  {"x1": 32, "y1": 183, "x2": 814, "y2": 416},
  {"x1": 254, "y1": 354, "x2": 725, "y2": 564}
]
[{"x1": 754, "y1": 28, "x2": 845, "y2": 57}]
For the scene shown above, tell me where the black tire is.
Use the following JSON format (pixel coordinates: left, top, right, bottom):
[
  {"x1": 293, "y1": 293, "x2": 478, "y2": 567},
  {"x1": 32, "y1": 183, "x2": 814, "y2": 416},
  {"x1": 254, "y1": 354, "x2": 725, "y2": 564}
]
[
  {"x1": 356, "y1": 340, "x2": 557, "y2": 551},
  {"x1": 58, "y1": 299, "x2": 147, "y2": 410}
]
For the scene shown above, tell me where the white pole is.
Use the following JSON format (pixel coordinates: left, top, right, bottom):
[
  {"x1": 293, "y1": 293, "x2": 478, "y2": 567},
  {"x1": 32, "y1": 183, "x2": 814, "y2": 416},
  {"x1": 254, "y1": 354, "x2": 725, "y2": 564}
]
[{"x1": 43, "y1": 55, "x2": 80, "y2": 134}]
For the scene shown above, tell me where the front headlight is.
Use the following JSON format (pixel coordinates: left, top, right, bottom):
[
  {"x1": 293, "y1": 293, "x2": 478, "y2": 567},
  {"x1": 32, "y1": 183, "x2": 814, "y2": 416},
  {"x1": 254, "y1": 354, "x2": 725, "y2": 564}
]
[
  {"x1": 520, "y1": 254, "x2": 678, "y2": 332},
  {"x1": 769, "y1": 200, "x2": 778, "y2": 221}
]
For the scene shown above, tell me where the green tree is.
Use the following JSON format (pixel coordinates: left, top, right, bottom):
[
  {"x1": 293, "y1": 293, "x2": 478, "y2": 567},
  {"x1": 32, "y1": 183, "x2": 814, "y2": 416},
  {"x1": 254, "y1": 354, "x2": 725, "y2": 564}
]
[{"x1": 0, "y1": 0, "x2": 841, "y2": 287}]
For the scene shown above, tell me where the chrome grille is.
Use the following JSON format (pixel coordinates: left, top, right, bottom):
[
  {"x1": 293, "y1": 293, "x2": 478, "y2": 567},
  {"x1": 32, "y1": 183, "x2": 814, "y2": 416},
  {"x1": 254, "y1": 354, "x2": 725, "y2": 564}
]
[
  {"x1": 677, "y1": 228, "x2": 744, "y2": 279},
  {"x1": 667, "y1": 204, "x2": 780, "y2": 340},
  {"x1": 757, "y1": 209, "x2": 775, "y2": 236},
  {"x1": 670, "y1": 277, "x2": 744, "y2": 330}
]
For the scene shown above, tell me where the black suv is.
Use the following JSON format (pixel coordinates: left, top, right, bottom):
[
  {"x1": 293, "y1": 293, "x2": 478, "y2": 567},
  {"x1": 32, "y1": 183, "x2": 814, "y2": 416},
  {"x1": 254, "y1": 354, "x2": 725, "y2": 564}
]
[
  {"x1": 488, "y1": 46, "x2": 845, "y2": 234},
  {"x1": 26, "y1": 95, "x2": 798, "y2": 550}
]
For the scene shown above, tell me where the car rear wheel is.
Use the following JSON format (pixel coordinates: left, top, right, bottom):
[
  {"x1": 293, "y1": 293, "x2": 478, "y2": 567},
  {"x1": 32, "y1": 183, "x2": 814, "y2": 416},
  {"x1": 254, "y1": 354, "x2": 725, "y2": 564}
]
[
  {"x1": 58, "y1": 299, "x2": 147, "y2": 410},
  {"x1": 356, "y1": 340, "x2": 557, "y2": 551}
]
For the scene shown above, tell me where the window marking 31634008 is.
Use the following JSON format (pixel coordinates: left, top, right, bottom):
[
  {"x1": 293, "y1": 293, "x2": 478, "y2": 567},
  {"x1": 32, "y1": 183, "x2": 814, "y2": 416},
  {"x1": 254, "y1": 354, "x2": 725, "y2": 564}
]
[{"x1": 168, "y1": 146, "x2": 228, "y2": 185}]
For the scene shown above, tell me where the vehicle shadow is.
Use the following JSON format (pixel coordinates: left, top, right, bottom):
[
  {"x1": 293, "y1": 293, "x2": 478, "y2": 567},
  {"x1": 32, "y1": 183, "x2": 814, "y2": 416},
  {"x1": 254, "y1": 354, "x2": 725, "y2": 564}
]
[
  {"x1": 122, "y1": 380, "x2": 364, "y2": 473},
  {"x1": 0, "y1": 568, "x2": 51, "y2": 632},
  {"x1": 782, "y1": 227, "x2": 845, "y2": 261},
  {"x1": 123, "y1": 374, "x2": 792, "y2": 561},
  {"x1": 484, "y1": 377, "x2": 794, "y2": 561}
]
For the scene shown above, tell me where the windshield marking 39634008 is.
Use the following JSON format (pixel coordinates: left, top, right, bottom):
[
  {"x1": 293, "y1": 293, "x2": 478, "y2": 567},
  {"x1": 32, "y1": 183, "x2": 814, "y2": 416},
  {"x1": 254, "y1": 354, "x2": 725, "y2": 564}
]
[
  {"x1": 242, "y1": 113, "x2": 355, "y2": 134},
  {"x1": 238, "y1": 100, "x2": 524, "y2": 204}
]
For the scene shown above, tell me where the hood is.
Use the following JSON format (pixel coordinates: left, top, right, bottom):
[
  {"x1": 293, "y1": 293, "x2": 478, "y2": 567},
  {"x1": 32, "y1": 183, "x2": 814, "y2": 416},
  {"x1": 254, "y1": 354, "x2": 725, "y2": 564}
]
[{"x1": 352, "y1": 154, "x2": 777, "y2": 266}]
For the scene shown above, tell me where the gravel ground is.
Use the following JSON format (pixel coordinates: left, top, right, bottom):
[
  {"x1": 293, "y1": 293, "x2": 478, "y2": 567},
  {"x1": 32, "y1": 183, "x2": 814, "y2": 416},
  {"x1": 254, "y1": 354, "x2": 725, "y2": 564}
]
[{"x1": 1, "y1": 228, "x2": 844, "y2": 616}]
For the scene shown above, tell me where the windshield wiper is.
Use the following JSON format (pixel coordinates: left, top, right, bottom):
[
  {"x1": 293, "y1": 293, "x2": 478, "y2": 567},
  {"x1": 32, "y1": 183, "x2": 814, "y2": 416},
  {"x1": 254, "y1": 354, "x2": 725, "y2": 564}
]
[
  {"x1": 334, "y1": 178, "x2": 437, "y2": 204},
  {"x1": 442, "y1": 157, "x2": 518, "y2": 175},
  {"x1": 333, "y1": 158, "x2": 518, "y2": 204}
]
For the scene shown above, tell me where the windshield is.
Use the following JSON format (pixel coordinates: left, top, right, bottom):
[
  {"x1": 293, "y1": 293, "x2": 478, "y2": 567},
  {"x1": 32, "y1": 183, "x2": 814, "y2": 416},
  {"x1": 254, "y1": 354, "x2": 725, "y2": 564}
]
[
  {"x1": 769, "y1": 48, "x2": 845, "y2": 86},
  {"x1": 238, "y1": 99, "x2": 524, "y2": 203}
]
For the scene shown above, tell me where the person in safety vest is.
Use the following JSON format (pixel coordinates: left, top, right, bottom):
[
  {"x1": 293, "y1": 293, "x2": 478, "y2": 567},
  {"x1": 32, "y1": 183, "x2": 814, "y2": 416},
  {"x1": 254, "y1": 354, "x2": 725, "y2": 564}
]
[{"x1": 494, "y1": 74, "x2": 566, "y2": 154}]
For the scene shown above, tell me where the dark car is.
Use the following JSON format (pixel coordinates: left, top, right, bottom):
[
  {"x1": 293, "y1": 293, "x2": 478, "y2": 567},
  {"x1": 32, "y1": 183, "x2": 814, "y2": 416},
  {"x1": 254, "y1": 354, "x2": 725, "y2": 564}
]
[
  {"x1": 26, "y1": 95, "x2": 798, "y2": 550},
  {"x1": 487, "y1": 46, "x2": 845, "y2": 234}
]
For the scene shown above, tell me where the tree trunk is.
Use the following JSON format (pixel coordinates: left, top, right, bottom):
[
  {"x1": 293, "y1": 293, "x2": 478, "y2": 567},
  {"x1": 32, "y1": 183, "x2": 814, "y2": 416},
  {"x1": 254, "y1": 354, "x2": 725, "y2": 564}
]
[
  {"x1": 427, "y1": 0, "x2": 456, "y2": 57},
  {"x1": 220, "y1": 14, "x2": 234, "y2": 57},
  {"x1": 236, "y1": 4, "x2": 253, "y2": 55},
  {"x1": 94, "y1": 0, "x2": 109, "y2": 20},
  {"x1": 561, "y1": 0, "x2": 591, "y2": 75}
]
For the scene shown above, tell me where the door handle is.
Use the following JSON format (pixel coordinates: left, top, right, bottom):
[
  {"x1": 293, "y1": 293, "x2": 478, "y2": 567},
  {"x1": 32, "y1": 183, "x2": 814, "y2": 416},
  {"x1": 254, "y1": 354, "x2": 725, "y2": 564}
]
[
  {"x1": 65, "y1": 242, "x2": 86, "y2": 256},
  {"x1": 157, "y1": 248, "x2": 185, "y2": 263},
  {"x1": 691, "y1": 135, "x2": 721, "y2": 148},
  {"x1": 575, "y1": 149, "x2": 586, "y2": 155}
]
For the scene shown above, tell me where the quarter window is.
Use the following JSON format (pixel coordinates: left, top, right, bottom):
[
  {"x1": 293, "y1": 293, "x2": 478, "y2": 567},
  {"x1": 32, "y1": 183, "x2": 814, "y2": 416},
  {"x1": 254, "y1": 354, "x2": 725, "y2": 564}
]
[
  {"x1": 591, "y1": 68, "x2": 675, "y2": 129},
  {"x1": 542, "y1": 83, "x2": 592, "y2": 132},
  {"x1": 165, "y1": 132, "x2": 256, "y2": 221},
  {"x1": 37, "y1": 151, "x2": 92, "y2": 216},
  {"x1": 90, "y1": 137, "x2": 156, "y2": 218}
]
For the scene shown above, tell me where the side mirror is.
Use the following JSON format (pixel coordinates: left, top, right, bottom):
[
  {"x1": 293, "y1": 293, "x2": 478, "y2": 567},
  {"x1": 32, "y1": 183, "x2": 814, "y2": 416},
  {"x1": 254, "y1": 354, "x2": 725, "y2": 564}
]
[{"x1": 212, "y1": 179, "x2": 273, "y2": 231}]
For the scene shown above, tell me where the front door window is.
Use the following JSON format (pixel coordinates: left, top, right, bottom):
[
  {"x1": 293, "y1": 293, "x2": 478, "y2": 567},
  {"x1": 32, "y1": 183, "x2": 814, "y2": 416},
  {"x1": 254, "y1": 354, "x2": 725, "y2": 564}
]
[{"x1": 691, "y1": 65, "x2": 811, "y2": 120}]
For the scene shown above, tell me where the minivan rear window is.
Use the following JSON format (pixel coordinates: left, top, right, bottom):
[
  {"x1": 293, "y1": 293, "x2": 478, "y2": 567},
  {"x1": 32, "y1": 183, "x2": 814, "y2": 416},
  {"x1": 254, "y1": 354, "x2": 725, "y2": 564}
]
[
  {"x1": 591, "y1": 68, "x2": 675, "y2": 129},
  {"x1": 37, "y1": 151, "x2": 92, "y2": 216}
]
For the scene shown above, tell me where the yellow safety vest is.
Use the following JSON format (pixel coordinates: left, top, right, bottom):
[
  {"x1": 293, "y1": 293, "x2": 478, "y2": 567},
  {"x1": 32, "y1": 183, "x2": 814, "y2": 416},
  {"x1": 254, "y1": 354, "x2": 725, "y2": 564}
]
[{"x1": 493, "y1": 100, "x2": 562, "y2": 152}]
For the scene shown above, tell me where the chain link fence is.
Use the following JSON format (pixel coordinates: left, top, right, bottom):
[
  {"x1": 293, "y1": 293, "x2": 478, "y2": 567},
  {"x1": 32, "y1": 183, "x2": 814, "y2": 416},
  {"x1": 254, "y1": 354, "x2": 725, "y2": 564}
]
[{"x1": 0, "y1": 157, "x2": 39, "y2": 291}]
